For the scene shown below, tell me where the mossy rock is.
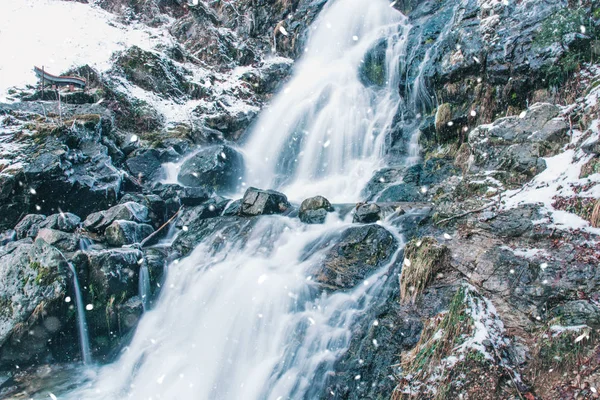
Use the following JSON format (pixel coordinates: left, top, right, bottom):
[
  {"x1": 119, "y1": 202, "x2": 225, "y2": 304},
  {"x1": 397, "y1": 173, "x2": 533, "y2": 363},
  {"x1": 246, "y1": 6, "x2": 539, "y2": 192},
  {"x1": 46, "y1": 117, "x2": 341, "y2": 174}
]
[
  {"x1": 359, "y1": 40, "x2": 387, "y2": 87},
  {"x1": 400, "y1": 236, "x2": 450, "y2": 304}
]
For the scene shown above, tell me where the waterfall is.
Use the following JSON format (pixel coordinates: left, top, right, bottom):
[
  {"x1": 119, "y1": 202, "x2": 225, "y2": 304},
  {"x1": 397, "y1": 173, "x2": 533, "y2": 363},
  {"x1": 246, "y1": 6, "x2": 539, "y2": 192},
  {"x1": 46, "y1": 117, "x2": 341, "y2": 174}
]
[
  {"x1": 68, "y1": 0, "x2": 413, "y2": 398},
  {"x1": 67, "y1": 263, "x2": 92, "y2": 366},
  {"x1": 243, "y1": 0, "x2": 409, "y2": 202},
  {"x1": 139, "y1": 264, "x2": 152, "y2": 312}
]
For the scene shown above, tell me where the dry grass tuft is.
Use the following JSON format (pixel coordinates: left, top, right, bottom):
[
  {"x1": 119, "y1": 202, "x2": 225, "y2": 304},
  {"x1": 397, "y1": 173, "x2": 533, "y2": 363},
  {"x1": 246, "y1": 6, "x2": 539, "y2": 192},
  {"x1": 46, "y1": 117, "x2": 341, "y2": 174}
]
[
  {"x1": 400, "y1": 237, "x2": 450, "y2": 304},
  {"x1": 591, "y1": 199, "x2": 600, "y2": 228}
]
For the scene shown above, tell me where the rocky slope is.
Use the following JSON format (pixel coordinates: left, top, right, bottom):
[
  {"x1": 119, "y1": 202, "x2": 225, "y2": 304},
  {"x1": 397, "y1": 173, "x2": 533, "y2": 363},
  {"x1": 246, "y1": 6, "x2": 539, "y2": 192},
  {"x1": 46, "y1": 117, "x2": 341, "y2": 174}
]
[{"x1": 0, "y1": 0, "x2": 599, "y2": 399}]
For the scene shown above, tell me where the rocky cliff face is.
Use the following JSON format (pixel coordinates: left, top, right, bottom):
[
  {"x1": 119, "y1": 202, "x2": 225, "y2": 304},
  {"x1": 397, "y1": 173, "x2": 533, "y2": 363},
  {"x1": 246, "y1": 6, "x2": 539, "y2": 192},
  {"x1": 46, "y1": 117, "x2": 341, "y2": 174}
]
[{"x1": 1, "y1": 0, "x2": 599, "y2": 399}]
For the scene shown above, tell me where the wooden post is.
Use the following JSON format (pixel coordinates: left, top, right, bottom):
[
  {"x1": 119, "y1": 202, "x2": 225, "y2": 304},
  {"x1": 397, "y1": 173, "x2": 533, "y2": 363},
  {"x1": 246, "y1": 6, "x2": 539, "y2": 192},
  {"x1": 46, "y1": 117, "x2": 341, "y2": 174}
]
[{"x1": 41, "y1": 66, "x2": 45, "y2": 93}]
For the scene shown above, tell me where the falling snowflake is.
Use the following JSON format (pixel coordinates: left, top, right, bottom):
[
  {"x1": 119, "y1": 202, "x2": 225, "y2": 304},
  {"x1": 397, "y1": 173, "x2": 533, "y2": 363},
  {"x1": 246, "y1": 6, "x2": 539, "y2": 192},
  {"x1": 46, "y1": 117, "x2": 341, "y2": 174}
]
[{"x1": 85, "y1": 304, "x2": 94, "y2": 310}]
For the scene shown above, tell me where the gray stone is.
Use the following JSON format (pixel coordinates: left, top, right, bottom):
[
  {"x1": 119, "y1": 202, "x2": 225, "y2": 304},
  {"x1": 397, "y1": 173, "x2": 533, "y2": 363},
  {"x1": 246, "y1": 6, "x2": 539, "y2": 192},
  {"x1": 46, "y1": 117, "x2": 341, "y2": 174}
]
[
  {"x1": 14, "y1": 214, "x2": 46, "y2": 239},
  {"x1": 83, "y1": 202, "x2": 150, "y2": 233},
  {"x1": 353, "y1": 203, "x2": 382, "y2": 223},
  {"x1": 36, "y1": 228, "x2": 79, "y2": 252},
  {"x1": 40, "y1": 213, "x2": 81, "y2": 233},
  {"x1": 177, "y1": 145, "x2": 244, "y2": 192},
  {"x1": 309, "y1": 224, "x2": 398, "y2": 290},
  {"x1": 299, "y1": 196, "x2": 334, "y2": 224},
  {"x1": 105, "y1": 220, "x2": 154, "y2": 247},
  {"x1": 239, "y1": 187, "x2": 291, "y2": 216},
  {"x1": 0, "y1": 239, "x2": 68, "y2": 368}
]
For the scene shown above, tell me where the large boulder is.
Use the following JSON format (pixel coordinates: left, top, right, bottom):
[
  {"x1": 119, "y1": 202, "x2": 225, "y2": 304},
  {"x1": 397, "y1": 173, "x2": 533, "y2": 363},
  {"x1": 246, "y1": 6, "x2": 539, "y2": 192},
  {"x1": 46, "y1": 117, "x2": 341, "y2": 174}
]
[
  {"x1": 177, "y1": 145, "x2": 244, "y2": 192},
  {"x1": 81, "y1": 249, "x2": 143, "y2": 301},
  {"x1": 299, "y1": 196, "x2": 334, "y2": 224},
  {"x1": 0, "y1": 113, "x2": 122, "y2": 231},
  {"x1": 40, "y1": 213, "x2": 81, "y2": 233},
  {"x1": 72, "y1": 248, "x2": 144, "y2": 360},
  {"x1": 0, "y1": 239, "x2": 70, "y2": 368},
  {"x1": 35, "y1": 228, "x2": 79, "y2": 252},
  {"x1": 14, "y1": 215, "x2": 47, "y2": 240},
  {"x1": 468, "y1": 103, "x2": 569, "y2": 185},
  {"x1": 239, "y1": 187, "x2": 291, "y2": 216},
  {"x1": 353, "y1": 203, "x2": 382, "y2": 224},
  {"x1": 83, "y1": 202, "x2": 150, "y2": 233},
  {"x1": 309, "y1": 224, "x2": 398, "y2": 290},
  {"x1": 105, "y1": 220, "x2": 154, "y2": 247}
]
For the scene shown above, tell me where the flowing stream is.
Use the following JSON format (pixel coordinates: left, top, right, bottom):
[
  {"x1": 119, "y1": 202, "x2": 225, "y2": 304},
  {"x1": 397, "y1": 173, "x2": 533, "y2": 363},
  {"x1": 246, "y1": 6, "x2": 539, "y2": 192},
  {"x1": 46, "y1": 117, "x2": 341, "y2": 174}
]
[
  {"x1": 67, "y1": 263, "x2": 92, "y2": 366},
  {"x1": 69, "y1": 0, "x2": 414, "y2": 398}
]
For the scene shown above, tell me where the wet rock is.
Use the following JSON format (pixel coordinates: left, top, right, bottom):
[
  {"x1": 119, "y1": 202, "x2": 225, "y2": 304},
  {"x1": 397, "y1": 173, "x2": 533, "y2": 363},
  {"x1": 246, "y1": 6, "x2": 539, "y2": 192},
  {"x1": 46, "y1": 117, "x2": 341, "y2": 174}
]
[
  {"x1": 0, "y1": 113, "x2": 122, "y2": 230},
  {"x1": 298, "y1": 196, "x2": 334, "y2": 224},
  {"x1": 105, "y1": 220, "x2": 154, "y2": 247},
  {"x1": 119, "y1": 194, "x2": 166, "y2": 227},
  {"x1": 353, "y1": 203, "x2": 382, "y2": 223},
  {"x1": 222, "y1": 199, "x2": 242, "y2": 216},
  {"x1": 180, "y1": 187, "x2": 211, "y2": 206},
  {"x1": 177, "y1": 145, "x2": 244, "y2": 192},
  {"x1": 239, "y1": 187, "x2": 291, "y2": 216},
  {"x1": 378, "y1": 183, "x2": 424, "y2": 202},
  {"x1": 176, "y1": 198, "x2": 230, "y2": 229},
  {"x1": 116, "y1": 296, "x2": 143, "y2": 332},
  {"x1": 0, "y1": 239, "x2": 69, "y2": 369},
  {"x1": 83, "y1": 202, "x2": 150, "y2": 233},
  {"x1": 0, "y1": 230, "x2": 16, "y2": 246},
  {"x1": 14, "y1": 215, "x2": 46, "y2": 240},
  {"x1": 35, "y1": 229, "x2": 79, "y2": 252},
  {"x1": 125, "y1": 148, "x2": 163, "y2": 181},
  {"x1": 83, "y1": 248, "x2": 142, "y2": 302},
  {"x1": 172, "y1": 216, "x2": 255, "y2": 258},
  {"x1": 310, "y1": 224, "x2": 398, "y2": 290},
  {"x1": 40, "y1": 213, "x2": 81, "y2": 233}
]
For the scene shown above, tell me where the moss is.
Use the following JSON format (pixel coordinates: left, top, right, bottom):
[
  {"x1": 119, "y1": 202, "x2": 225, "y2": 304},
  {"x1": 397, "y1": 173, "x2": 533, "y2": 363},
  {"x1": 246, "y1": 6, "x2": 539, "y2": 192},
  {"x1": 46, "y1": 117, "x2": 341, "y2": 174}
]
[
  {"x1": 400, "y1": 287, "x2": 469, "y2": 375},
  {"x1": 0, "y1": 297, "x2": 14, "y2": 318},
  {"x1": 533, "y1": 7, "x2": 597, "y2": 87},
  {"x1": 400, "y1": 237, "x2": 450, "y2": 304},
  {"x1": 30, "y1": 261, "x2": 54, "y2": 286}
]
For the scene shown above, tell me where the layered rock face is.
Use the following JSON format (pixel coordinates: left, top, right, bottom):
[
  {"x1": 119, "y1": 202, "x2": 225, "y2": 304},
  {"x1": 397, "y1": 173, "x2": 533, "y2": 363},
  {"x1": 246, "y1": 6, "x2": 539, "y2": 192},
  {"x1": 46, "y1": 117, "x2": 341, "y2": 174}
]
[{"x1": 0, "y1": 0, "x2": 599, "y2": 399}]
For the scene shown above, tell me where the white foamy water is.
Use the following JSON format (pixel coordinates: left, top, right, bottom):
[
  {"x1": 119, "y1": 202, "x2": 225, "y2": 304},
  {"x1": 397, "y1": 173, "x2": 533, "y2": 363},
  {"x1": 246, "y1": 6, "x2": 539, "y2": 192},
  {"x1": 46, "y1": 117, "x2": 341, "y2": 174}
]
[
  {"x1": 67, "y1": 1, "x2": 410, "y2": 398},
  {"x1": 242, "y1": 0, "x2": 409, "y2": 202}
]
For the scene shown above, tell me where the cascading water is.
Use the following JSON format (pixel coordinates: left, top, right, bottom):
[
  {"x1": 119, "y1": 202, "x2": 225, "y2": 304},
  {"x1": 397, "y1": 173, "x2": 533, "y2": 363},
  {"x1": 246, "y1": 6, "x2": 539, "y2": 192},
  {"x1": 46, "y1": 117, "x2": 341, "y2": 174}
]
[
  {"x1": 243, "y1": 0, "x2": 409, "y2": 202},
  {"x1": 139, "y1": 264, "x2": 152, "y2": 311},
  {"x1": 67, "y1": 263, "x2": 92, "y2": 366},
  {"x1": 68, "y1": 0, "x2": 414, "y2": 398}
]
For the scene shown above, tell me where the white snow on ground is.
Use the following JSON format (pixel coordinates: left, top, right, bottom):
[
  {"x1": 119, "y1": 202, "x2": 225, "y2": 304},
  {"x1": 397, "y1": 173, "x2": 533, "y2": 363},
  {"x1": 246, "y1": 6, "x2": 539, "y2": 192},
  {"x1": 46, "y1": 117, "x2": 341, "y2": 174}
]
[
  {"x1": 0, "y1": 0, "x2": 173, "y2": 102},
  {"x1": 501, "y1": 66, "x2": 600, "y2": 235},
  {"x1": 500, "y1": 246, "x2": 549, "y2": 259}
]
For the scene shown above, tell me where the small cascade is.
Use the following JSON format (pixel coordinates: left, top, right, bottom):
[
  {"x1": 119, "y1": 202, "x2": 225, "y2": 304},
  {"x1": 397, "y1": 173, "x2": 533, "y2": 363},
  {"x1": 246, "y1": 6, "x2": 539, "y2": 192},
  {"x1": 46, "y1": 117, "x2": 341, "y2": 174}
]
[
  {"x1": 138, "y1": 264, "x2": 152, "y2": 312},
  {"x1": 78, "y1": 237, "x2": 92, "y2": 251},
  {"x1": 67, "y1": 263, "x2": 92, "y2": 365}
]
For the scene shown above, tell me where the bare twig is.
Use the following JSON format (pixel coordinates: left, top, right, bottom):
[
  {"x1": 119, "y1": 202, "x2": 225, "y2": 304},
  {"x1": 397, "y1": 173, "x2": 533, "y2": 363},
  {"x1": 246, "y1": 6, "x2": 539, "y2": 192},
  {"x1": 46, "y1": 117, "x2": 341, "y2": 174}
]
[
  {"x1": 140, "y1": 208, "x2": 181, "y2": 248},
  {"x1": 435, "y1": 201, "x2": 498, "y2": 226}
]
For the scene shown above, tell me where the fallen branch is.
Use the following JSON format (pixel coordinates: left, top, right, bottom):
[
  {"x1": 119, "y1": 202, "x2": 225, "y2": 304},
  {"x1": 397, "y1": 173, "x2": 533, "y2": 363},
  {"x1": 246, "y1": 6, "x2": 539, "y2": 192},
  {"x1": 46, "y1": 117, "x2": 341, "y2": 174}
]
[
  {"x1": 435, "y1": 201, "x2": 497, "y2": 226},
  {"x1": 140, "y1": 208, "x2": 181, "y2": 248}
]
